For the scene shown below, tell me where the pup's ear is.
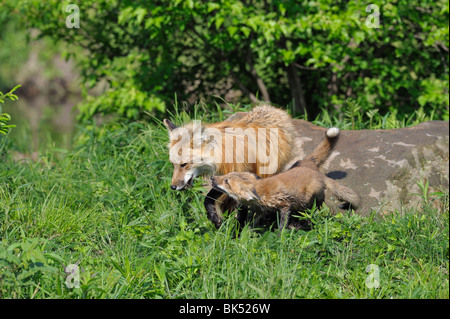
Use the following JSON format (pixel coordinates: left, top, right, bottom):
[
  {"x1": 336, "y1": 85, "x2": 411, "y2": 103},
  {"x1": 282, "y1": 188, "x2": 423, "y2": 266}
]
[
  {"x1": 163, "y1": 119, "x2": 177, "y2": 132},
  {"x1": 243, "y1": 187, "x2": 260, "y2": 201}
]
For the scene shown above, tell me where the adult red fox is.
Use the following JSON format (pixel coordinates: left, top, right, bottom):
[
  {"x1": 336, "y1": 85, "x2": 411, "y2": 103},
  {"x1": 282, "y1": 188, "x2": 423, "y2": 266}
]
[
  {"x1": 163, "y1": 105, "x2": 296, "y2": 227},
  {"x1": 163, "y1": 105, "x2": 296, "y2": 189},
  {"x1": 210, "y1": 127, "x2": 360, "y2": 230}
]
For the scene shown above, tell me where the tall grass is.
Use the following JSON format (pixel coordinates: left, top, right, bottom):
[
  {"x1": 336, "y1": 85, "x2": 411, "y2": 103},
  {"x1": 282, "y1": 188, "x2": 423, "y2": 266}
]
[{"x1": 0, "y1": 105, "x2": 448, "y2": 299}]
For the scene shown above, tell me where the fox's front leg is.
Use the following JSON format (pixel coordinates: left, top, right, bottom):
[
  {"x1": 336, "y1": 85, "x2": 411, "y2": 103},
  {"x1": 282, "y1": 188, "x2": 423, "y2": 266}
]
[
  {"x1": 278, "y1": 207, "x2": 291, "y2": 230},
  {"x1": 236, "y1": 205, "x2": 248, "y2": 229}
]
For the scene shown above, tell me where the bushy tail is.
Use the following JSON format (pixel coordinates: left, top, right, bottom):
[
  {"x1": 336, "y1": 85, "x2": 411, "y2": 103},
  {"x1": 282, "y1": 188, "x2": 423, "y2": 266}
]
[
  {"x1": 305, "y1": 127, "x2": 340, "y2": 168},
  {"x1": 287, "y1": 127, "x2": 340, "y2": 171},
  {"x1": 324, "y1": 177, "x2": 360, "y2": 209}
]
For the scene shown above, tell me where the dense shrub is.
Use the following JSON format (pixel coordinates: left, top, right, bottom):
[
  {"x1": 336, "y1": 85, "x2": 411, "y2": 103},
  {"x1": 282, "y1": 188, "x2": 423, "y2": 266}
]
[
  {"x1": 0, "y1": 85, "x2": 20, "y2": 136},
  {"x1": 8, "y1": 0, "x2": 449, "y2": 120}
]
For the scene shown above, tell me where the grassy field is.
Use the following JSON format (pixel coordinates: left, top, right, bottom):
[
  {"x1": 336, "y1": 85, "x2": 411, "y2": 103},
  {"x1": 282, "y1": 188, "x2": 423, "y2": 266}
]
[{"x1": 0, "y1": 106, "x2": 448, "y2": 299}]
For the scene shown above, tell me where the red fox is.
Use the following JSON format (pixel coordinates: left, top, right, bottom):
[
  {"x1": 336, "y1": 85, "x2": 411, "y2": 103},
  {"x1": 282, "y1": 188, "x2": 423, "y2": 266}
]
[
  {"x1": 210, "y1": 127, "x2": 360, "y2": 230},
  {"x1": 163, "y1": 105, "x2": 296, "y2": 189},
  {"x1": 163, "y1": 105, "x2": 297, "y2": 227}
]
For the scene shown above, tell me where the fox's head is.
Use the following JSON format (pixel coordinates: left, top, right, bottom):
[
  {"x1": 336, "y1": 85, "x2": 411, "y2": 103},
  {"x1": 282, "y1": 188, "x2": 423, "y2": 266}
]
[
  {"x1": 164, "y1": 118, "x2": 217, "y2": 190},
  {"x1": 210, "y1": 172, "x2": 261, "y2": 202}
]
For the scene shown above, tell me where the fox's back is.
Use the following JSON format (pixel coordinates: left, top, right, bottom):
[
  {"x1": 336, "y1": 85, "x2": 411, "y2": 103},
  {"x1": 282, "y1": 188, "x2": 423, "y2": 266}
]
[
  {"x1": 207, "y1": 105, "x2": 296, "y2": 178},
  {"x1": 256, "y1": 167, "x2": 325, "y2": 207}
]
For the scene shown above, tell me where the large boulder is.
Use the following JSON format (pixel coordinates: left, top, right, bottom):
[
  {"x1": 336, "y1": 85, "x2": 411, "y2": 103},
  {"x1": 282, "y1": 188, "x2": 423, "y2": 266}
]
[{"x1": 287, "y1": 120, "x2": 449, "y2": 215}]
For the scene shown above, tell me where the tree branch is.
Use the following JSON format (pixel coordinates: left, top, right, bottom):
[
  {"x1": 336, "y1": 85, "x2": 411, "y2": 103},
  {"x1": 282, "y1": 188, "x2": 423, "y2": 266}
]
[
  {"x1": 246, "y1": 50, "x2": 271, "y2": 102},
  {"x1": 188, "y1": 22, "x2": 264, "y2": 105},
  {"x1": 293, "y1": 63, "x2": 318, "y2": 71},
  {"x1": 230, "y1": 70, "x2": 259, "y2": 104},
  {"x1": 286, "y1": 63, "x2": 307, "y2": 115}
]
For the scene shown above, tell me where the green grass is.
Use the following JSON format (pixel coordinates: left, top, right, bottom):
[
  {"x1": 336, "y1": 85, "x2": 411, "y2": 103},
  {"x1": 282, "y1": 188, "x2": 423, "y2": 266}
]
[{"x1": 0, "y1": 106, "x2": 448, "y2": 299}]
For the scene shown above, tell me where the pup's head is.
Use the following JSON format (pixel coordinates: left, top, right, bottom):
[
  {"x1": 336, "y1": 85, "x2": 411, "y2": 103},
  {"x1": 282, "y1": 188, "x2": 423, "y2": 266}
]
[
  {"x1": 210, "y1": 172, "x2": 261, "y2": 202},
  {"x1": 164, "y1": 119, "x2": 216, "y2": 190}
]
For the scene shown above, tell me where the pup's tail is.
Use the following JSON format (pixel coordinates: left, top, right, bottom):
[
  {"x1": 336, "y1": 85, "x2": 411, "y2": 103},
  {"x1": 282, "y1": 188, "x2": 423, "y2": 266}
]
[
  {"x1": 287, "y1": 127, "x2": 340, "y2": 171},
  {"x1": 305, "y1": 127, "x2": 340, "y2": 168},
  {"x1": 324, "y1": 177, "x2": 360, "y2": 209}
]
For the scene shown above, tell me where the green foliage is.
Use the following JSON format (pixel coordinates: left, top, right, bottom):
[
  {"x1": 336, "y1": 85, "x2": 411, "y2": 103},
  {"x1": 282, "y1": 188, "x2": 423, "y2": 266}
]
[
  {"x1": 0, "y1": 108, "x2": 448, "y2": 299},
  {"x1": 0, "y1": 10, "x2": 30, "y2": 91},
  {"x1": 0, "y1": 239, "x2": 60, "y2": 298},
  {"x1": 0, "y1": 85, "x2": 20, "y2": 136},
  {"x1": 313, "y1": 98, "x2": 445, "y2": 130},
  {"x1": 9, "y1": 0, "x2": 449, "y2": 121}
]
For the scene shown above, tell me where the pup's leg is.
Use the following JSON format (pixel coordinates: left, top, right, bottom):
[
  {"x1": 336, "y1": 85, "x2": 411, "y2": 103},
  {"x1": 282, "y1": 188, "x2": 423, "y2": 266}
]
[{"x1": 204, "y1": 188, "x2": 224, "y2": 228}]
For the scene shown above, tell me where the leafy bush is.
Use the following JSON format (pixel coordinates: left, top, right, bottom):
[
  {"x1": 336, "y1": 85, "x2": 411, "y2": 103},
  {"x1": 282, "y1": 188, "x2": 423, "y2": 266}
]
[
  {"x1": 10, "y1": 0, "x2": 449, "y2": 121},
  {"x1": 0, "y1": 10, "x2": 30, "y2": 91},
  {"x1": 0, "y1": 85, "x2": 20, "y2": 135}
]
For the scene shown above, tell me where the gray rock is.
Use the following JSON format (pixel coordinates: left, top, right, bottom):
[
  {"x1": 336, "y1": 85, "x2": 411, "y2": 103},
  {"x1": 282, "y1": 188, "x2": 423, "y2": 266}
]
[
  {"x1": 204, "y1": 114, "x2": 448, "y2": 225},
  {"x1": 287, "y1": 120, "x2": 449, "y2": 215}
]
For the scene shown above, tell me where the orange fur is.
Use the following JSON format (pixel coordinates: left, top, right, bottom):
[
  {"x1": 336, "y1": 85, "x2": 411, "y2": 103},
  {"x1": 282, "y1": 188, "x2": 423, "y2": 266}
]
[
  {"x1": 164, "y1": 105, "x2": 297, "y2": 228},
  {"x1": 211, "y1": 128, "x2": 360, "y2": 230},
  {"x1": 164, "y1": 104, "x2": 296, "y2": 190}
]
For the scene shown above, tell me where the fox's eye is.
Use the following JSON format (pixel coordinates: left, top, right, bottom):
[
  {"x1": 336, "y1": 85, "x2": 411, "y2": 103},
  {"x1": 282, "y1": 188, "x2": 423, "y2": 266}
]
[
  {"x1": 180, "y1": 163, "x2": 187, "y2": 167},
  {"x1": 225, "y1": 179, "x2": 229, "y2": 185}
]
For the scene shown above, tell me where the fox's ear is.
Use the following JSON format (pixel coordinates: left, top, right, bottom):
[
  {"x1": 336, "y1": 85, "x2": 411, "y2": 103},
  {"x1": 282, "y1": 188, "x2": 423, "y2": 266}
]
[
  {"x1": 243, "y1": 187, "x2": 260, "y2": 201},
  {"x1": 163, "y1": 119, "x2": 177, "y2": 132}
]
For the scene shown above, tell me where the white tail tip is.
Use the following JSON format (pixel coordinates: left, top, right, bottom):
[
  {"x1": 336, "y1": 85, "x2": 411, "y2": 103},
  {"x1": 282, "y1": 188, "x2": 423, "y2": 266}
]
[{"x1": 326, "y1": 127, "x2": 340, "y2": 138}]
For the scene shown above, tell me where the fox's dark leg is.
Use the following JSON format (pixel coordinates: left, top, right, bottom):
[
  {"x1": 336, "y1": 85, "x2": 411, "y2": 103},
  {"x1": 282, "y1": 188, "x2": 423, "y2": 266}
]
[
  {"x1": 229, "y1": 205, "x2": 249, "y2": 239},
  {"x1": 236, "y1": 205, "x2": 248, "y2": 229},
  {"x1": 204, "y1": 188, "x2": 224, "y2": 228}
]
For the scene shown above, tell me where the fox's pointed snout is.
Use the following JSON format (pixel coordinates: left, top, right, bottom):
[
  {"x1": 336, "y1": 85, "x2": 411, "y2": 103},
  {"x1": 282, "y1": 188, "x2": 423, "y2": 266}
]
[{"x1": 170, "y1": 185, "x2": 177, "y2": 190}]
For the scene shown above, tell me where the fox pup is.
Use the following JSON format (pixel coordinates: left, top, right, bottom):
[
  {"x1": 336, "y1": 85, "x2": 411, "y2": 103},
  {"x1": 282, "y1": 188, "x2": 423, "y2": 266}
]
[{"x1": 210, "y1": 127, "x2": 360, "y2": 230}]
